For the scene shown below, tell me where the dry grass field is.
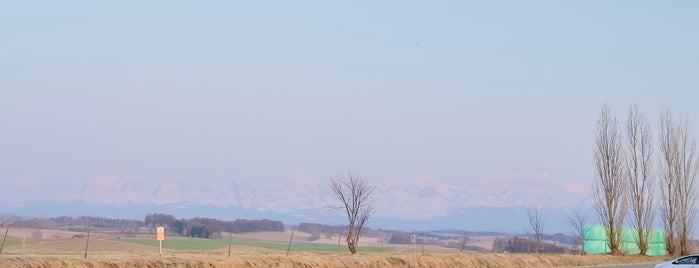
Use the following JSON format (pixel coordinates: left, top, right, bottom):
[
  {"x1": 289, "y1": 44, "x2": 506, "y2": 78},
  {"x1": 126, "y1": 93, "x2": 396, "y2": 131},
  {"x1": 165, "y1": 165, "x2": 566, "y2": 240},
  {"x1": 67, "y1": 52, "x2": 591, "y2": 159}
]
[
  {"x1": 0, "y1": 228, "x2": 670, "y2": 267},
  {"x1": 0, "y1": 253, "x2": 668, "y2": 268}
]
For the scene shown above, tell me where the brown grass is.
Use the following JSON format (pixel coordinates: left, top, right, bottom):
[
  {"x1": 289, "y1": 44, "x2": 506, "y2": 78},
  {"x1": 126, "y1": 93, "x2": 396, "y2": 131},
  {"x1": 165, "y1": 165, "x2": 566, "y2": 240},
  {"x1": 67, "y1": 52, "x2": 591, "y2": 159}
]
[
  {"x1": 0, "y1": 228, "x2": 670, "y2": 267},
  {"x1": 0, "y1": 253, "x2": 668, "y2": 268}
]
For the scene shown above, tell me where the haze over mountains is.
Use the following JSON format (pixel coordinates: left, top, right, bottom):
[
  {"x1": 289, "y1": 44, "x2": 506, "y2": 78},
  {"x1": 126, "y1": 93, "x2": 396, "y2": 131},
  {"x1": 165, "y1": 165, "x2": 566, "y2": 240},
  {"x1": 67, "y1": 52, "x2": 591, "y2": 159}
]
[
  {"x1": 4, "y1": 0, "x2": 698, "y2": 241},
  {"x1": 1, "y1": 175, "x2": 589, "y2": 233}
]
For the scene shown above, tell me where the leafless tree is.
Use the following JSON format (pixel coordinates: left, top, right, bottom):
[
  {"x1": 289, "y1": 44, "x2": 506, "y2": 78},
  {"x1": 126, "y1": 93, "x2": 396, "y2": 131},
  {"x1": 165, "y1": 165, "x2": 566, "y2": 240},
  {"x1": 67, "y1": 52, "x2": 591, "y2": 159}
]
[
  {"x1": 659, "y1": 110, "x2": 678, "y2": 255},
  {"x1": 329, "y1": 169, "x2": 374, "y2": 254},
  {"x1": 527, "y1": 208, "x2": 544, "y2": 254},
  {"x1": 625, "y1": 105, "x2": 655, "y2": 255},
  {"x1": 674, "y1": 117, "x2": 698, "y2": 256},
  {"x1": 567, "y1": 210, "x2": 588, "y2": 255},
  {"x1": 658, "y1": 110, "x2": 698, "y2": 256},
  {"x1": 458, "y1": 236, "x2": 470, "y2": 252},
  {"x1": 593, "y1": 104, "x2": 627, "y2": 255}
]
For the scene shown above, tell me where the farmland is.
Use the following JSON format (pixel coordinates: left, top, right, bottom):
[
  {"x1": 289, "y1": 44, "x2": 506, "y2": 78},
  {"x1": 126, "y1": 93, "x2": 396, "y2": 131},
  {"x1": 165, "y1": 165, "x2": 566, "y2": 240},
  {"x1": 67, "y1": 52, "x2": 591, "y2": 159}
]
[
  {"x1": 0, "y1": 227, "x2": 669, "y2": 267},
  {"x1": 117, "y1": 237, "x2": 393, "y2": 253}
]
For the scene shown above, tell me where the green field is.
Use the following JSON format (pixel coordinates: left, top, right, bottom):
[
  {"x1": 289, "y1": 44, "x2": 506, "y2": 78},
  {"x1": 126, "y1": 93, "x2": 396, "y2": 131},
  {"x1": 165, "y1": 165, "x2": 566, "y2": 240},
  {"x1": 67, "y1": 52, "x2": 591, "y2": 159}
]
[
  {"x1": 0, "y1": 239, "x2": 22, "y2": 248},
  {"x1": 117, "y1": 237, "x2": 393, "y2": 253}
]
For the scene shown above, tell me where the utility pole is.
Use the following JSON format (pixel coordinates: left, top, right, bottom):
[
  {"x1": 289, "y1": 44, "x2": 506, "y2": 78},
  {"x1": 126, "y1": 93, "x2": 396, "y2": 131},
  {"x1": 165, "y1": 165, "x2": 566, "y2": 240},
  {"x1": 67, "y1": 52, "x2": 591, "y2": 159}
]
[
  {"x1": 228, "y1": 231, "x2": 232, "y2": 258},
  {"x1": 286, "y1": 230, "x2": 294, "y2": 256},
  {"x1": 84, "y1": 218, "x2": 91, "y2": 259},
  {"x1": 0, "y1": 221, "x2": 10, "y2": 255}
]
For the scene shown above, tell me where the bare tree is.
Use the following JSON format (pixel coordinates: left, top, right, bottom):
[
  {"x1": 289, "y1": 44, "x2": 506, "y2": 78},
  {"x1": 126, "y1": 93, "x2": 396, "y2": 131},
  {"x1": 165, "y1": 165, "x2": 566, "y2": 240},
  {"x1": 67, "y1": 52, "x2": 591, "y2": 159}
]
[
  {"x1": 626, "y1": 105, "x2": 655, "y2": 255},
  {"x1": 593, "y1": 104, "x2": 627, "y2": 255},
  {"x1": 527, "y1": 208, "x2": 544, "y2": 254},
  {"x1": 659, "y1": 111, "x2": 698, "y2": 256},
  {"x1": 658, "y1": 110, "x2": 678, "y2": 255},
  {"x1": 458, "y1": 236, "x2": 470, "y2": 252},
  {"x1": 674, "y1": 116, "x2": 698, "y2": 256},
  {"x1": 329, "y1": 170, "x2": 374, "y2": 254},
  {"x1": 567, "y1": 210, "x2": 588, "y2": 255}
]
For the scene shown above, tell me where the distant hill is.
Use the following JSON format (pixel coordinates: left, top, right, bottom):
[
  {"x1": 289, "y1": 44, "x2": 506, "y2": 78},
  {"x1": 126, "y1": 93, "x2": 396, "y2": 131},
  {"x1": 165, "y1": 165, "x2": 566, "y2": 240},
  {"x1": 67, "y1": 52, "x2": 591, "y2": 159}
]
[{"x1": 1, "y1": 201, "x2": 582, "y2": 233}]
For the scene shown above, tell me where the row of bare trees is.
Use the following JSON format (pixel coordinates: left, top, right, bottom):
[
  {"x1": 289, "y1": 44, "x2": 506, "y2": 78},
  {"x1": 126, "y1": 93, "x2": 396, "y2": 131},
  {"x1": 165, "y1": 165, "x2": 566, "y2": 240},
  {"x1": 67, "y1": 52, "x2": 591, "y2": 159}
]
[
  {"x1": 593, "y1": 104, "x2": 698, "y2": 256},
  {"x1": 329, "y1": 105, "x2": 698, "y2": 256}
]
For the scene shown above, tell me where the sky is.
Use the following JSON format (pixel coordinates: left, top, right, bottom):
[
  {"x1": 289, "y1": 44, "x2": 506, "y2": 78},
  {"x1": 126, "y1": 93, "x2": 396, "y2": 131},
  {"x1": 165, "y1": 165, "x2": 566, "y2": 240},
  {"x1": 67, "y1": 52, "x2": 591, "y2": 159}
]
[{"x1": 1, "y1": 1, "x2": 699, "y2": 219}]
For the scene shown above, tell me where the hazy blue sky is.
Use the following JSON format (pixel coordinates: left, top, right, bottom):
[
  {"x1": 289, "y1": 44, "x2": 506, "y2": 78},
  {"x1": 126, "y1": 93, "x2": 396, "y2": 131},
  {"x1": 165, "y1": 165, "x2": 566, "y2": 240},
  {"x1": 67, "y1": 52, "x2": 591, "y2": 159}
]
[{"x1": 2, "y1": 1, "x2": 699, "y2": 209}]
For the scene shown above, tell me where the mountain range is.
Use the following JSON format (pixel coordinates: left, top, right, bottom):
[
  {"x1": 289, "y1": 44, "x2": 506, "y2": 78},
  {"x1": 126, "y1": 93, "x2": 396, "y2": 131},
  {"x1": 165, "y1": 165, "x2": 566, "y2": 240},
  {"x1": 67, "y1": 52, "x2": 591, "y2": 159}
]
[{"x1": 0, "y1": 176, "x2": 590, "y2": 233}]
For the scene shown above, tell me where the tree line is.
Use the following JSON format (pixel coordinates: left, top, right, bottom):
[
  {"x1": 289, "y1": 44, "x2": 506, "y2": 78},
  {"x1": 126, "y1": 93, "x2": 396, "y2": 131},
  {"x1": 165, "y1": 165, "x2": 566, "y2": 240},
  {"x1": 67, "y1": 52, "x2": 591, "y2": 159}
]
[
  {"x1": 9, "y1": 214, "x2": 284, "y2": 239},
  {"x1": 144, "y1": 213, "x2": 284, "y2": 238},
  {"x1": 492, "y1": 237, "x2": 578, "y2": 254},
  {"x1": 12, "y1": 216, "x2": 141, "y2": 229},
  {"x1": 296, "y1": 222, "x2": 393, "y2": 241}
]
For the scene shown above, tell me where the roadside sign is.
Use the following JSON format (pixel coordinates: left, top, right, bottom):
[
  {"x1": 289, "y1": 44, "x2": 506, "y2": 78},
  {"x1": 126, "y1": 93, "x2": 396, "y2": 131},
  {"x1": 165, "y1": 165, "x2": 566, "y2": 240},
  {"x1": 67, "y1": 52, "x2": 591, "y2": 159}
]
[
  {"x1": 156, "y1": 226, "x2": 164, "y2": 256},
  {"x1": 157, "y1": 227, "x2": 165, "y2": 241}
]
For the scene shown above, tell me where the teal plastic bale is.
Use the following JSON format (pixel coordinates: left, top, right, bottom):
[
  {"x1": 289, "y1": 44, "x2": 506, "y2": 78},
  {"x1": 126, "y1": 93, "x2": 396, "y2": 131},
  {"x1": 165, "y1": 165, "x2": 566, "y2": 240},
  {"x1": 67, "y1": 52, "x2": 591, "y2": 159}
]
[
  {"x1": 647, "y1": 242, "x2": 668, "y2": 256},
  {"x1": 622, "y1": 228, "x2": 639, "y2": 243},
  {"x1": 646, "y1": 229, "x2": 667, "y2": 256},
  {"x1": 622, "y1": 241, "x2": 641, "y2": 255},
  {"x1": 583, "y1": 225, "x2": 608, "y2": 241},
  {"x1": 584, "y1": 240, "x2": 611, "y2": 254},
  {"x1": 581, "y1": 226, "x2": 666, "y2": 256},
  {"x1": 649, "y1": 229, "x2": 666, "y2": 244}
]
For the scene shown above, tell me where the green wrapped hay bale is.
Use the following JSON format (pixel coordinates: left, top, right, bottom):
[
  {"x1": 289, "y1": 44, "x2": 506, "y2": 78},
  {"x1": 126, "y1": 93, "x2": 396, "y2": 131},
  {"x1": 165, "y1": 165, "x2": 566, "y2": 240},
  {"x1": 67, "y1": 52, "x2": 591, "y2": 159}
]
[
  {"x1": 584, "y1": 240, "x2": 611, "y2": 254},
  {"x1": 581, "y1": 226, "x2": 666, "y2": 256},
  {"x1": 621, "y1": 241, "x2": 641, "y2": 255},
  {"x1": 647, "y1": 241, "x2": 668, "y2": 256},
  {"x1": 622, "y1": 228, "x2": 639, "y2": 243},
  {"x1": 649, "y1": 229, "x2": 666, "y2": 244},
  {"x1": 583, "y1": 225, "x2": 608, "y2": 241}
]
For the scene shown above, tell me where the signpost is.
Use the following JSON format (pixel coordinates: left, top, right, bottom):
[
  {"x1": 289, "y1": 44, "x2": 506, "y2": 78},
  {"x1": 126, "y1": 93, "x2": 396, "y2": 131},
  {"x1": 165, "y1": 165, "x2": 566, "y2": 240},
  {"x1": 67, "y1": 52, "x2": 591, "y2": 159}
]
[{"x1": 156, "y1": 226, "x2": 165, "y2": 256}]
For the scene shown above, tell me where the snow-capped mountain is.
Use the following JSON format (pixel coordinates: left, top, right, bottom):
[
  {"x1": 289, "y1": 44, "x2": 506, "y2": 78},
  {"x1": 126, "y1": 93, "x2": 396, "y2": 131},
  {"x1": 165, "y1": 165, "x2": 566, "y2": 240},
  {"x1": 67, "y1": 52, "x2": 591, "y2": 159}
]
[
  {"x1": 68, "y1": 175, "x2": 588, "y2": 220},
  {"x1": 0, "y1": 174, "x2": 590, "y2": 232}
]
